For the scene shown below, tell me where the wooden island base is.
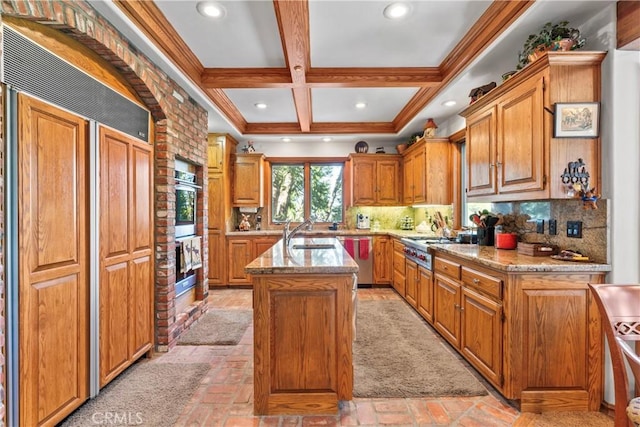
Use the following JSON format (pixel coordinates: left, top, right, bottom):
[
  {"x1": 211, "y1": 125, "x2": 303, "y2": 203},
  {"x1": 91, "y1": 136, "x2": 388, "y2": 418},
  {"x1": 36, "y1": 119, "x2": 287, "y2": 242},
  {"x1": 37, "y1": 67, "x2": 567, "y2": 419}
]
[
  {"x1": 246, "y1": 238, "x2": 358, "y2": 416},
  {"x1": 252, "y1": 273, "x2": 355, "y2": 415}
]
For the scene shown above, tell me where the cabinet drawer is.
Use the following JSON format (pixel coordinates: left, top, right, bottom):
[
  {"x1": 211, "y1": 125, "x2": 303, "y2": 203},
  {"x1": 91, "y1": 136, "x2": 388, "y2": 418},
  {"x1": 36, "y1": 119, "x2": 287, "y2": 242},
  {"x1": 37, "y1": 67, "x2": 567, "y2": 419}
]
[
  {"x1": 434, "y1": 257, "x2": 460, "y2": 280},
  {"x1": 461, "y1": 267, "x2": 502, "y2": 300}
]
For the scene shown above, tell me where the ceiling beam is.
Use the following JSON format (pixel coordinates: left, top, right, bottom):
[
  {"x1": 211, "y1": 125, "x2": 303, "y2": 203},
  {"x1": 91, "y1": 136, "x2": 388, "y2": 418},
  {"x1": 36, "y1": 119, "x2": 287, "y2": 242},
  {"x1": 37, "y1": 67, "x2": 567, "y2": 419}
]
[
  {"x1": 273, "y1": 0, "x2": 312, "y2": 132},
  {"x1": 244, "y1": 121, "x2": 395, "y2": 135},
  {"x1": 393, "y1": 0, "x2": 535, "y2": 131},
  {"x1": 201, "y1": 68, "x2": 293, "y2": 88},
  {"x1": 306, "y1": 67, "x2": 442, "y2": 87},
  {"x1": 201, "y1": 67, "x2": 442, "y2": 88}
]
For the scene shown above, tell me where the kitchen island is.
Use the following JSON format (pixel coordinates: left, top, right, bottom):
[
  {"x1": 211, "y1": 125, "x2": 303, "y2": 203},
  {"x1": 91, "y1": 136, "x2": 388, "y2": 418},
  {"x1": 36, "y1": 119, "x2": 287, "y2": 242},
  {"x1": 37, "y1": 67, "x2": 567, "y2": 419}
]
[{"x1": 245, "y1": 237, "x2": 358, "y2": 415}]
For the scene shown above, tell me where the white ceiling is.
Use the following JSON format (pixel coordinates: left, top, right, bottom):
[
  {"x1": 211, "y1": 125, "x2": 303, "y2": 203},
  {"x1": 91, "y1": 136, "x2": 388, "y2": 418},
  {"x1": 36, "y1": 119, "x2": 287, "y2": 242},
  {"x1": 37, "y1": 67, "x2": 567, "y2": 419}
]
[{"x1": 88, "y1": 0, "x2": 614, "y2": 148}]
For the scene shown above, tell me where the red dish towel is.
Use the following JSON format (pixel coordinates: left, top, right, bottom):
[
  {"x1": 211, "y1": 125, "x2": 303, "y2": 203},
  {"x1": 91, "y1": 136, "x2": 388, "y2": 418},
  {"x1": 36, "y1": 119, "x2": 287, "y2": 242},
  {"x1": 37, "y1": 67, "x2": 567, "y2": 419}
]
[
  {"x1": 344, "y1": 238, "x2": 355, "y2": 258},
  {"x1": 359, "y1": 238, "x2": 370, "y2": 260}
]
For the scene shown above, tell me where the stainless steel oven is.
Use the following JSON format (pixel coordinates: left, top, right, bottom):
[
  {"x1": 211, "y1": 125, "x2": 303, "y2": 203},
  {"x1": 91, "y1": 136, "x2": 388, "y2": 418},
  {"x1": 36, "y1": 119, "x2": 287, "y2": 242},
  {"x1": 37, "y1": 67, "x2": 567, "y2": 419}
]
[{"x1": 399, "y1": 237, "x2": 453, "y2": 270}]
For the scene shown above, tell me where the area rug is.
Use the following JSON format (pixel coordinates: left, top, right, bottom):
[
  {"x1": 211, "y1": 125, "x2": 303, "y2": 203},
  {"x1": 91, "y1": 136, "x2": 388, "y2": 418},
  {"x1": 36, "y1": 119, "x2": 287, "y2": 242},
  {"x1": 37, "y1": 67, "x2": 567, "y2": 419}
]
[
  {"x1": 60, "y1": 361, "x2": 209, "y2": 427},
  {"x1": 353, "y1": 299, "x2": 488, "y2": 398},
  {"x1": 177, "y1": 309, "x2": 252, "y2": 345}
]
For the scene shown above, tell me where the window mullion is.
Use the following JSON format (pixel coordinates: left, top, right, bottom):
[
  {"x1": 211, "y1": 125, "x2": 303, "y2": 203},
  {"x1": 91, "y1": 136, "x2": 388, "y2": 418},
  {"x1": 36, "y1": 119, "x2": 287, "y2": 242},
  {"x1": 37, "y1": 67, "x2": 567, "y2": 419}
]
[{"x1": 304, "y1": 162, "x2": 311, "y2": 219}]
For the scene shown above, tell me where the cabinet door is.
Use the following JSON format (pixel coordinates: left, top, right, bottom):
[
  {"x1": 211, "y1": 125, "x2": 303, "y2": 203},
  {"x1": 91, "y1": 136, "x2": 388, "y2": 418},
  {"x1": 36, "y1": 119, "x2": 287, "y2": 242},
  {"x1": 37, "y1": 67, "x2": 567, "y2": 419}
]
[
  {"x1": 392, "y1": 241, "x2": 405, "y2": 296},
  {"x1": 228, "y1": 239, "x2": 253, "y2": 284},
  {"x1": 254, "y1": 237, "x2": 279, "y2": 257},
  {"x1": 208, "y1": 174, "x2": 224, "y2": 231},
  {"x1": 466, "y1": 106, "x2": 497, "y2": 197},
  {"x1": 425, "y1": 141, "x2": 451, "y2": 204},
  {"x1": 403, "y1": 154, "x2": 414, "y2": 204},
  {"x1": 233, "y1": 154, "x2": 264, "y2": 207},
  {"x1": 434, "y1": 273, "x2": 461, "y2": 348},
  {"x1": 497, "y1": 76, "x2": 545, "y2": 195},
  {"x1": 416, "y1": 266, "x2": 434, "y2": 324},
  {"x1": 373, "y1": 236, "x2": 392, "y2": 284},
  {"x1": 208, "y1": 230, "x2": 226, "y2": 285},
  {"x1": 352, "y1": 158, "x2": 377, "y2": 205},
  {"x1": 405, "y1": 259, "x2": 418, "y2": 308},
  {"x1": 207, "y1": 134, "x2": 224, "y2": 173},
  {"x1": 461, "y1": 287, "x2": 503, "y2": 387},
  {"x1": 412, "y1": 149, "x2": 426, "y2": 203},
  {"x1": 376, "y1": 159, "x2": 401, "y2": 204}
]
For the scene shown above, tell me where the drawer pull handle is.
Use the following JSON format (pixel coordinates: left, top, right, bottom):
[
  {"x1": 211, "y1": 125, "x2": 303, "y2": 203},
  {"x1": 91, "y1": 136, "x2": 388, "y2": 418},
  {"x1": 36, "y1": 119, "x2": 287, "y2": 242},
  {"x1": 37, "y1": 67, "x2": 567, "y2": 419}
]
[
  {"x1": 443, "y1": 266, "x2": 448, "y2": 270},
  {"x1": 473, "y1": 278, "x2": 480, "y2": 284}
]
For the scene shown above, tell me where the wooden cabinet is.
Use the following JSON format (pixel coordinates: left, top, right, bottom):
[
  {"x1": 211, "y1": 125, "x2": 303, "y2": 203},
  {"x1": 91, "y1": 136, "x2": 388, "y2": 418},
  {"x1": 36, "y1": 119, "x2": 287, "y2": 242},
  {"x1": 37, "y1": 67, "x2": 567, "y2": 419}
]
[
  {"x1": 252, "y1": 272, "x2": 354, "y2": 414},
  {"x1": 208, "y1": 133, "x2": 237, "y2": 286},
  {"x1": 434, "y1": 272, "x2": 462, "y2": 348},
  {"x1": 403, "y1": 138, "x2": 452, "y2": 205},
  {"x1": 433, "y1": 255, "x2": 503, "y2": 388},
  {"x1": 228, "y1": 238, "x2": 253, "y2": 284},
  {"x1": 99, "y1": 126, "x2": 154, "y2": 387},
  {"x1": 431, "y1": 249, "x2": 605, "y2": 411},
  {"x1": 232, "y1": 153, "x2": 265, "y2": 207},
  {"x1": 461, "y1": 52, "x2": 606, "y2": 201},
  {"x1": 207, "y1": 133, "x2": 225, "y2": 174},
  {"x1": 416, "y1": 266, "x2": 434, "y2": 324},
  {"x1": 350, "y1": 154, "x2": 402, "y2": 206},
  {"x1": 227, "y1": 235, "x2": 279, "y2": 285},
  {"x1": 404, "y1": 259, "x2": 418, "y2": 308},
  {"x1": 373, "y1": 236, "x2": 392, "y2": 285},
  {"x1": 392, "y1": 239, "x2": 406, "y2": 296}
]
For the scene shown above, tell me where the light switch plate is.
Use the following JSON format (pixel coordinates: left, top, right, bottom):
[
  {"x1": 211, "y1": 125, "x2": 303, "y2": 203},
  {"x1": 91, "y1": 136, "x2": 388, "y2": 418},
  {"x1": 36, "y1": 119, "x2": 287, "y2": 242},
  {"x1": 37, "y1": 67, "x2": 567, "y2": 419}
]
[
  {"x1": 567, "y1": 221, "x2": 583, "y2": 238},
  {"x1": 548, "y1": 219, "x2": 557, "y2": 235},
  {"x1": 536, "y1": 219, "x2": 544, "y2": 234}
]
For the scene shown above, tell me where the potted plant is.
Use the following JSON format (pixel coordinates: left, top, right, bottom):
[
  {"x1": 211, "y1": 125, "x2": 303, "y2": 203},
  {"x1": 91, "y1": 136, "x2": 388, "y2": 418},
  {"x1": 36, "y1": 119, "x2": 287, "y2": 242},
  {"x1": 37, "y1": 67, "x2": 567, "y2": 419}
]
[{"x1": 517, "y1": 21, "x2": 586, "y2": 70}]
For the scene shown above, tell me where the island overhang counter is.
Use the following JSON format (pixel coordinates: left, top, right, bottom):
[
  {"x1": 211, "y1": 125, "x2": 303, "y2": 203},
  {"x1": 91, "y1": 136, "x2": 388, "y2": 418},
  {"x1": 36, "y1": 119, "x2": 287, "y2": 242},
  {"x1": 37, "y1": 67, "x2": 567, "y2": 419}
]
[{"x1": 245, "y1": 237, "x2": 358, "y2": 415}]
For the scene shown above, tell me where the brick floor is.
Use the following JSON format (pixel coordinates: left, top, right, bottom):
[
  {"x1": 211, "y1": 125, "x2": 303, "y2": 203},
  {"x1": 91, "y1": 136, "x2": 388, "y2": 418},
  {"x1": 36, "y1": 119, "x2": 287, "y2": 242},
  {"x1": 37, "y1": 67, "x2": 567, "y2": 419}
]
[{"x1": 160, "y1": 288, "x2": 607, "y2": 426}]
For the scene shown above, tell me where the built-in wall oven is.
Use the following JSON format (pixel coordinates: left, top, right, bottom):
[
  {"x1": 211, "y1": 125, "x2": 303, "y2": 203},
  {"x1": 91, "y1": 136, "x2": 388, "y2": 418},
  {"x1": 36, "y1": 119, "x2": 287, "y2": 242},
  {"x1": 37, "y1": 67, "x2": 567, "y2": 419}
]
[{"x1": 175, "y1": 169, "x2": 199, "y2": 238}]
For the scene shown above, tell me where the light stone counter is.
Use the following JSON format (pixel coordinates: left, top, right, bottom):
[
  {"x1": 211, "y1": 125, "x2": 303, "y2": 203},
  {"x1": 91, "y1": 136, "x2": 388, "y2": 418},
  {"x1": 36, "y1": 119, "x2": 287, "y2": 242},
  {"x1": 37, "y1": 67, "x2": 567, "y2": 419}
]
[
  {"x1": 430, "y1": 243, "x2": 611, "y2": 273},
  {"x1": 244, "y1": 237, "x2": 358, "y2": 275}
]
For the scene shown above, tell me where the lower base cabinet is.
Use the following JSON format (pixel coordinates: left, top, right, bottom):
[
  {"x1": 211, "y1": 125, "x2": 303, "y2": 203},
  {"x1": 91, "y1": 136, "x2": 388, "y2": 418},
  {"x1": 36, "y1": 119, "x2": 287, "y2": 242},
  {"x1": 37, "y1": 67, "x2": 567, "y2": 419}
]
[
  {"x1": 392, "y1": 239, "x2": 406, "y2": 296},
  {"x1": 227, "y1": 236, "x2": 280, "y2": 285},
  {"x1": 404, "y1": 259, "x2": 418, "y2": 308},
  {"x1": 430, "y1": 250, "x2": 605, "y2": 412}
]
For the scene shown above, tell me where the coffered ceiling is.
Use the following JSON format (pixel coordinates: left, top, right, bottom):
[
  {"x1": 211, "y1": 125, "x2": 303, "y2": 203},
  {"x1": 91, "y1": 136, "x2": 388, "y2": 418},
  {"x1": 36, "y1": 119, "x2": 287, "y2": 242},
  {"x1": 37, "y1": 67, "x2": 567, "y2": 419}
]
[{"x1": 89, "y1": 0, "x2": 614, "y2": 146}]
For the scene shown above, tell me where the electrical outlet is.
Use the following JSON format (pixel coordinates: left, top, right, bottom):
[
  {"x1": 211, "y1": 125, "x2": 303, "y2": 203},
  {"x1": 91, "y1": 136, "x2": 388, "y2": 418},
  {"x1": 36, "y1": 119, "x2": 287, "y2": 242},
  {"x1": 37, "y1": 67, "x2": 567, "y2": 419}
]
[
  {"x1": 536, "y1": 219, "x2": 545, "y2": 234},
  {"x1": 548, "y1": 219, "x2": 557, "y2": 235},
  {"x1": 567, "y1": 221, "x2": 583, "y2": 238}
]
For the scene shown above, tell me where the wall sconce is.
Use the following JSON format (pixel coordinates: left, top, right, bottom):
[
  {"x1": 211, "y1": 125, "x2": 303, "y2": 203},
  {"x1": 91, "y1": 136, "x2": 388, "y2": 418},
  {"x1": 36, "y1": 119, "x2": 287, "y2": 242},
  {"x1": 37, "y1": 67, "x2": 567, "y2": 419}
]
[{"x1": 423, "y1": 118, "x2": 438, "y2": 138}]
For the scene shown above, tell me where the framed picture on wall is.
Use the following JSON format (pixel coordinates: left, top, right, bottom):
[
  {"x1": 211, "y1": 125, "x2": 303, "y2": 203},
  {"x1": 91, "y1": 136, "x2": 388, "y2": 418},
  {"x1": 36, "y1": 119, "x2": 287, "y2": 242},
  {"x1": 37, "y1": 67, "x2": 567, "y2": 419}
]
[{"x1": 553, "y1": 102, "x2": 600, "y2": 138}]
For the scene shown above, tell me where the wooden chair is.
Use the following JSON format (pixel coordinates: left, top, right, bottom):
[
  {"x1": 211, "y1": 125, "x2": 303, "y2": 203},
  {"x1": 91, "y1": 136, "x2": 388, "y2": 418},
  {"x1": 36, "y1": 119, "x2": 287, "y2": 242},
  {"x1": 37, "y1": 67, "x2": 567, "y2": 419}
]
[{"x1": 588, "y1": 284, "x2": 640, "y2": 427}]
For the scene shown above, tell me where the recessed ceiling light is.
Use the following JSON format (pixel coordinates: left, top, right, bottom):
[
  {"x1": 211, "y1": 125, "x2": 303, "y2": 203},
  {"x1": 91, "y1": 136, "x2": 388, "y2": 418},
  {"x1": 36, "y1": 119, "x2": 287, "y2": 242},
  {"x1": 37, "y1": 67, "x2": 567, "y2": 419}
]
[
  {"x1": 254, "y1": 103, "x2": 267, "y2": 109},
  {"x1": 196, "y1": 2, "x2": 226, "y2": 18},
  {"x1": 355, "y1": 102, "x2": 367, "y2": 109},
  {"x1": 281, "y1": 137, "x2": 292, "y2": 142},
  {"x1": 322, "y1": 137, "x2": 332, "y2": 142},
  {"x1": 442, "y1": 100, "x2": 457, "y2": 107},
  {"x1": 383, "y1": 2, "x2": 412, "y2": 19}
]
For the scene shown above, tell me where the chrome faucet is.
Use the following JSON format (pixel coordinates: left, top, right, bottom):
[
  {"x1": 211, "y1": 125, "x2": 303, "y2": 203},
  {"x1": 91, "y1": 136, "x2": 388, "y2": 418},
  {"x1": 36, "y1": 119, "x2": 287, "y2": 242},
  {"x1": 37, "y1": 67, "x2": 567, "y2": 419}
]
[{"x1": 283, "y1": 217, "x2": 315, "y2": 249}]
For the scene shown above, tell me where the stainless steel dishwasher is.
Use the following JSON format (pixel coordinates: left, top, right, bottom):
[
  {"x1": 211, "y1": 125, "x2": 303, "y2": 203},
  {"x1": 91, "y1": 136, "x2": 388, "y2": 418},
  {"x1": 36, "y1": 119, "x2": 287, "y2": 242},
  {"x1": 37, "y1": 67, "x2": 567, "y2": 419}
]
[{"x1": 338, "y1": 236, "x2": 373, "y2": 286}]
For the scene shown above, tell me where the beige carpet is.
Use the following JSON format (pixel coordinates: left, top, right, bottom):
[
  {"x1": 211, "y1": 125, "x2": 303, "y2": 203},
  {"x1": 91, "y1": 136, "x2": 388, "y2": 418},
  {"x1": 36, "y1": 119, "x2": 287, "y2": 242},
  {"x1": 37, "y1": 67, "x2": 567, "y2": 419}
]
[
  {"x1": 60, "y1": 361, "x2": 209, "y2": 427},
  {"x1": 353, "y1": 299, "x2": 488, "y2": 398},
  {"x1": 177, "y1": 309, "x2": 252, "y2": 345},
  {"x1": 514, "y1": 411, "x2": 614, "y2": 426}
]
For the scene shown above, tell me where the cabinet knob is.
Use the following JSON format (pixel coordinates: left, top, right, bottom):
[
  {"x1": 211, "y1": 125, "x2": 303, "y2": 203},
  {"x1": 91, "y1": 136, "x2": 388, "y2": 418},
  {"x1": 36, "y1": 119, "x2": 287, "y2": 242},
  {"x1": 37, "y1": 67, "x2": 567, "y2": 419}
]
[
  {"x1": 473, "y1": 278, "x2": 480, "y2": 284},
  {"x1": 496, "y1": 162, "x2": 503, "y2": 167}
]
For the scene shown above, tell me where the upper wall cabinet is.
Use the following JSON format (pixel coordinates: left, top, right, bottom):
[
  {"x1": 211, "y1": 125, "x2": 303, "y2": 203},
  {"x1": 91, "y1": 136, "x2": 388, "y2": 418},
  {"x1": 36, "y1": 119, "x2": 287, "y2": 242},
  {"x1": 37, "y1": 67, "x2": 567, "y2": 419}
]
[
  {"x1": 350, "y1": 154, "x2": 402, "y2": 206},
  {"x1": 460, "y1": 51, "x2": 606, "y2": 202},
  {"x1": 232, "y1": 153, "x2": 265, "y2": 207},
  {"x1": 403, "y1": 138, "x2": 452, "y2": 205}
]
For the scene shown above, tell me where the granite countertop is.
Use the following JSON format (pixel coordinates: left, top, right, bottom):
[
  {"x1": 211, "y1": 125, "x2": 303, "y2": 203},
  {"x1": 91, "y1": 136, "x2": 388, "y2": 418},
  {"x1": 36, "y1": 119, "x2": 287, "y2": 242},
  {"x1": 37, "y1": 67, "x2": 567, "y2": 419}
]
[
  {"x1": 430, "y1": 243, "x2": 612, "y2": 273},
  {"x1": 245, "y1": 237, "x2": 359, "y2": 275},
  {"x1": 226, "y1": 228, "x2": 431, "y2": 239}
]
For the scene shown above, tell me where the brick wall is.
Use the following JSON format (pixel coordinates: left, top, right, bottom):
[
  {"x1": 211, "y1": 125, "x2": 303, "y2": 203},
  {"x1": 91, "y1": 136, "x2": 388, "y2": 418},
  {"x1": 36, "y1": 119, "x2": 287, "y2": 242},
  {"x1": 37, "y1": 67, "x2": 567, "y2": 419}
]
[{"x1": 1, "y1": 0, "x2": 210, "y2": 366}]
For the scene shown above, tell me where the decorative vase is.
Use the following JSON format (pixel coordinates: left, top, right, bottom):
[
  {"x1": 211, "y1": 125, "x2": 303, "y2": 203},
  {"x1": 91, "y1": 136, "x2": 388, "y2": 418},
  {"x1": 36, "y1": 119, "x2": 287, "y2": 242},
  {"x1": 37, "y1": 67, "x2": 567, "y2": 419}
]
[
  {"x1": 396, "y1": 143, "x2": 408, "y2": 154},
  {"x1": 527, "y1": 44, "x2": 549, "y2": 64}
]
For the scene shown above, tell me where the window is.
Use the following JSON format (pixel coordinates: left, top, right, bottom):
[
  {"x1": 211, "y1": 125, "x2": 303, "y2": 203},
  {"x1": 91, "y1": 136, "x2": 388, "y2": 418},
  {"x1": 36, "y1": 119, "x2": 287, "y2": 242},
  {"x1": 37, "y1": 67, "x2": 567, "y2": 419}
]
[{"x1": 271, "y1": 161, "x2": 344, "y2": 224}]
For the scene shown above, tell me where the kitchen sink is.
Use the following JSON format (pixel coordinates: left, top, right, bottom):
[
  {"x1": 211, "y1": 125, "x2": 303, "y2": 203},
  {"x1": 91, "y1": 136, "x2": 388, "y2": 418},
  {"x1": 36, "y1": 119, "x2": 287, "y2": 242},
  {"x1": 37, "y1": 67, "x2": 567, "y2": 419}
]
[{"x1": 292, "y1": 243, "x2": 335, "y2": 250}]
